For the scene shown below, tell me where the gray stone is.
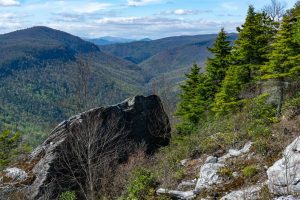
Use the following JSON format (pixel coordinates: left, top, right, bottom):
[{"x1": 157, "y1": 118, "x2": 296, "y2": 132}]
[
  {"x1": 205, "y1": 156, "x2": 218, "y2": 163},
  {"x1": 220, "y1": 185, "x2": 262, "y2": 200},
  {"x1": 195, "y1": 142, "x2": 252, "y2": 191},
  {"x1": 274, "y1": 196, "x2": 300, "y2": 200},
  {"x1": 3, "y1": 168, "x2": 27, "y2": 182},
  {"x1": 228, "y1": 142, "x2": 253, "y2": 157},
  {"x1": 157, "y1": 188, "x2": 196, "y2": 200},
  {"x1": 267, "y1": 137, "x2": 300, "y2": 195},
  {"x1": 177, "y1": 179, "x2": 197, "y2": 190},
  {"x1": 180, "y1": 159, "x2": 189, "y2": 167},
  {"x1": 195, "y1": 162, "x2": 224, "y2": 190}
]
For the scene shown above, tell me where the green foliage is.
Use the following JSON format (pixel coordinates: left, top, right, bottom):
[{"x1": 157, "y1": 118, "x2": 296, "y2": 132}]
[
  {"x1": 176, "y1": 65, "x2": 207, "y2": 131},
  {"x1": 212, "y1": 66, "x2": 248, "y2": 115},
  {"x1": 241, "y1": 165, "x2": 258, "y2": 178},
  {"x1": 244, "y1": 94, "x2": 277, "y2": 154},
  {"x1": 261, "y1": 12, "x2": 300, "y2": 81},
  {"x1": 213, "y1": 6, "x2": 276, "y2": 116},
  {"x1": 294, "y1": 18, "x2": 300, "y2": 44},
  {"x1": 218, "y1": 167, "x2": 234, "y2": 178},
  {"x1": 200, "y1": 132, "x2": 239, "y2": 153},
  {"x1": 284, "y1": 92, "x2": 300, "y2": 110},
  {"x1": 58, "y1": 191, "x2": 76, "y2": 200},
  {"x1": 0, "y1": 129, "x2": 21, "y2": 169},
  {"x1": 205, "y1": 28, "x2": 232, "y2": 99},
  {"x1": 123, "y1": 168, "x2": 157, "y2": 200},
  {"x1": 176, "y1": 29, "x2": 233, "y2": 132}
]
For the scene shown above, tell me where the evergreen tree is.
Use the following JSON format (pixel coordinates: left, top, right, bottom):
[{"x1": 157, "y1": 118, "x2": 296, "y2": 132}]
[
  {"x1": 176, "y1": 64, "x2": 206, "y2": 132},
  {"x1": 205, "y1": 28, "x2": 232, "y2": 101},
  {"x1": 262, "y1": 2, "x2": 300, "y2": 116},
  {"x1": 176, "y1": 29, "x2": 233, "y2": 129},
  {"x1": 213, "y1": 6, "x2": 276, "y2": 115},
  {"x1": 233, "y1": 6, "x2": 275, "y2": 79}
]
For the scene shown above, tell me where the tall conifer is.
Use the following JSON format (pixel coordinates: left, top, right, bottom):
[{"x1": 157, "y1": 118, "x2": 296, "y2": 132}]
[{"x1": 262, "y1": 3, "x2": 300, "y2": 116}]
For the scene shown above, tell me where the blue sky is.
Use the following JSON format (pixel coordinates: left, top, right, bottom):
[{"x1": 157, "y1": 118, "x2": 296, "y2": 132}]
[{"x1": 0, "y1": 0, "x2": 298, "y2": 39}]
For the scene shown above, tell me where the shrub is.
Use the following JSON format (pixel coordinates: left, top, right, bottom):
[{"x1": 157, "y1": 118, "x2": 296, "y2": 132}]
[
  {"x1": 283, "y1": 92, "x2": 300, "y2": 119},
  {"x1": 200, "y1": 132, "x2": 239, "y2": 153},
  {"x1": 243, "y1": 94, "x2": 277, "y2": 154},
  {"x1": 58, "y1": 191, "x2": 76, "y2": 200},
  {"x1": 0, "y1": 129, "x2": 22, "y2": 170},
  {"x1": 123, "y1": 168, "x2": 157, "y2": 200},
  {"x1": 241, "y1": 165, "x2": 257, "y2": 178},
  {"x1": 218, "y1": 167, "x2": 233, "y2": 179}
]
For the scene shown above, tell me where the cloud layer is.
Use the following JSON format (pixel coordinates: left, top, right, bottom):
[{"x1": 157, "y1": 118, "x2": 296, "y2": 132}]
[{"x1": 0, "y1": 0, "x2": 298, "y2": 39}]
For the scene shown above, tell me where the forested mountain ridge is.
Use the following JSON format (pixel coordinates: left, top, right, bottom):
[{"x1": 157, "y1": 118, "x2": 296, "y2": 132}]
[
  {"x1": 0, "y1": 26, "x2": 145, "y2": 145},
  {"x1": 0, "y1": 26, "x2": 237, "y2": 145},
  {"x1": 99, "y1": 34, "x2": 237, "y2": 65},
  {"x1": 100, "y1": 33, "x2": 237, "y2": 113}
]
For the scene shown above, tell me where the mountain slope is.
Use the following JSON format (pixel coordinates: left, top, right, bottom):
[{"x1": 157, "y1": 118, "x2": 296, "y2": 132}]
[
  {"x1": 0, "y1": 27, "x2": 237, "y2": 144},
  {"x1": 0, "y1": 27, "x2": 144, "y2": 145},
  {"x1": 99, "y1": 34, "x2": 224, "y2": 64}
]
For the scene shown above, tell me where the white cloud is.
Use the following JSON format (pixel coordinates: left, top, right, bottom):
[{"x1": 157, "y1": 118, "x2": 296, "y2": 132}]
[
  {"x1": 127, "y1": 0, "x2": 162, "y2": 6},
  {"x1": 90, "y1": 16, "x2": 241, "y2": 38},
  {"x1": 158, "y1": 9, "x2": 212, "y2": 16},
  {"x1": 174, "y1": 9, "x2": 193, "y2": 15},
  {"x1": 221, "y1": 2, "x2": 239, "y2": 11},
  {"x1": 73, "y1": 3, "x2": 111, "y2": 14},
  {"x1": 0, "y1": 0, "x2": 20, "y2": 6},
  {"x1": 0, "y1": 13, "x2": 23, "y2": 31},
  {"x1": 96, "y1": 17, "x2": 140, "y2": 24}
]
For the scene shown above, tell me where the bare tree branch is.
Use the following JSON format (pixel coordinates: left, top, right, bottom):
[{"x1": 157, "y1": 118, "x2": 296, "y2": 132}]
[{"x1": 263, "y1": 0, "x2": 287, "y2": 22}]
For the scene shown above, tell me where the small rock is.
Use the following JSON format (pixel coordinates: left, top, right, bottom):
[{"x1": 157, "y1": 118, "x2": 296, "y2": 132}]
[
  {"x1": 205, "y1": 156, "x2": 218, "y2": 163},
  {"x1": 195, "y1": 162, "x2": 224, "y2": 190},
  {"x1": 232, "y1": 172, "x2": 238, "y2": 177},
  {"x1": 177, "y1": 180, "x2": 197, "y2": 190},
  {"x1": 4, "y1": 168, "x2": 27, "y2": 182},
  {"x1": 228, "y1": 149, "x2": 242, "y2": 157},
  {"x1": 180, "y1": 159, "x2": 189, "y2": 167},
  {"x1": 220, "y1": 185, "x2": 261, "y2": 200},
  {"x1": 157, "y1": 188, "x2": 196, "y2": 200},
  {"x1": 240, "y1": 142, "x2": 253, "y2": 153},
  {"x1": 274, "y1": 196, "x2": 300, "y2": 200}
]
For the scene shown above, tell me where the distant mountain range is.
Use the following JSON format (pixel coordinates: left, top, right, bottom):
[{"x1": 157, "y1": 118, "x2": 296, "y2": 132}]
[
  {"x1": 0, "y1": 26, "x2": 237, "y2": 145},
  {"x1": 86, "y1": 36, "x2": 152, "y2": 46}
]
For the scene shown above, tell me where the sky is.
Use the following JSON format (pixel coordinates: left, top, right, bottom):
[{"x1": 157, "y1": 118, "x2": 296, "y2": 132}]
[{"x1": 0, "y1": 0, "x2": 298, "y2": 39}]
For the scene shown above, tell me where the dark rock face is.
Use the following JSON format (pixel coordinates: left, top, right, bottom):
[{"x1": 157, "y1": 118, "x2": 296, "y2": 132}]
[{"x1": 0, "y1": 95, "x2": 171, "y2": 200}]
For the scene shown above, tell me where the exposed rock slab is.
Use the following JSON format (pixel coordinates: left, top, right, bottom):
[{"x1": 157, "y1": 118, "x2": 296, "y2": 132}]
[
  {"x1": 267, "y1": 137, "x2": 300, "y2": 195},
  {"x1": 157, "y1": 142, "x2": 253, "y2": 200},
  {"x1": 195, "y1": 142, "x2": 253, "y2": 191},
  {"x1": 274, "y1": 195, "x2": 300, "y2": 200},
  {"x1": 220, "y1": 185, "x2": 262, "y2": 200},
  {"x1": 157, "y1": 188, "x2": 196, "y2": 200},
  {"x1": 0, "y1": 95, "x2": 171, "y2": 200}
]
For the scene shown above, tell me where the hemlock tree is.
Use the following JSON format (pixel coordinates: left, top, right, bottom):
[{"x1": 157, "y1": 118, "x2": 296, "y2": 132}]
[
  {"x1": 261, "y1": 3, "x2": 300, "y2": 116},
  {"x1": 213, "y1": 6, "x2": 276, "y2": 115}
]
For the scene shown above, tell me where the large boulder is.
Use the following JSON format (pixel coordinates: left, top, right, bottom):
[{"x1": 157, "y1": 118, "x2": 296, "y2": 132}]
[
  {"x1": 267, "y1": 137, "x2": 300, "y2": 196},
  {"x1": 0, "y1": 95, "x2": 171, "y2": 200}
]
